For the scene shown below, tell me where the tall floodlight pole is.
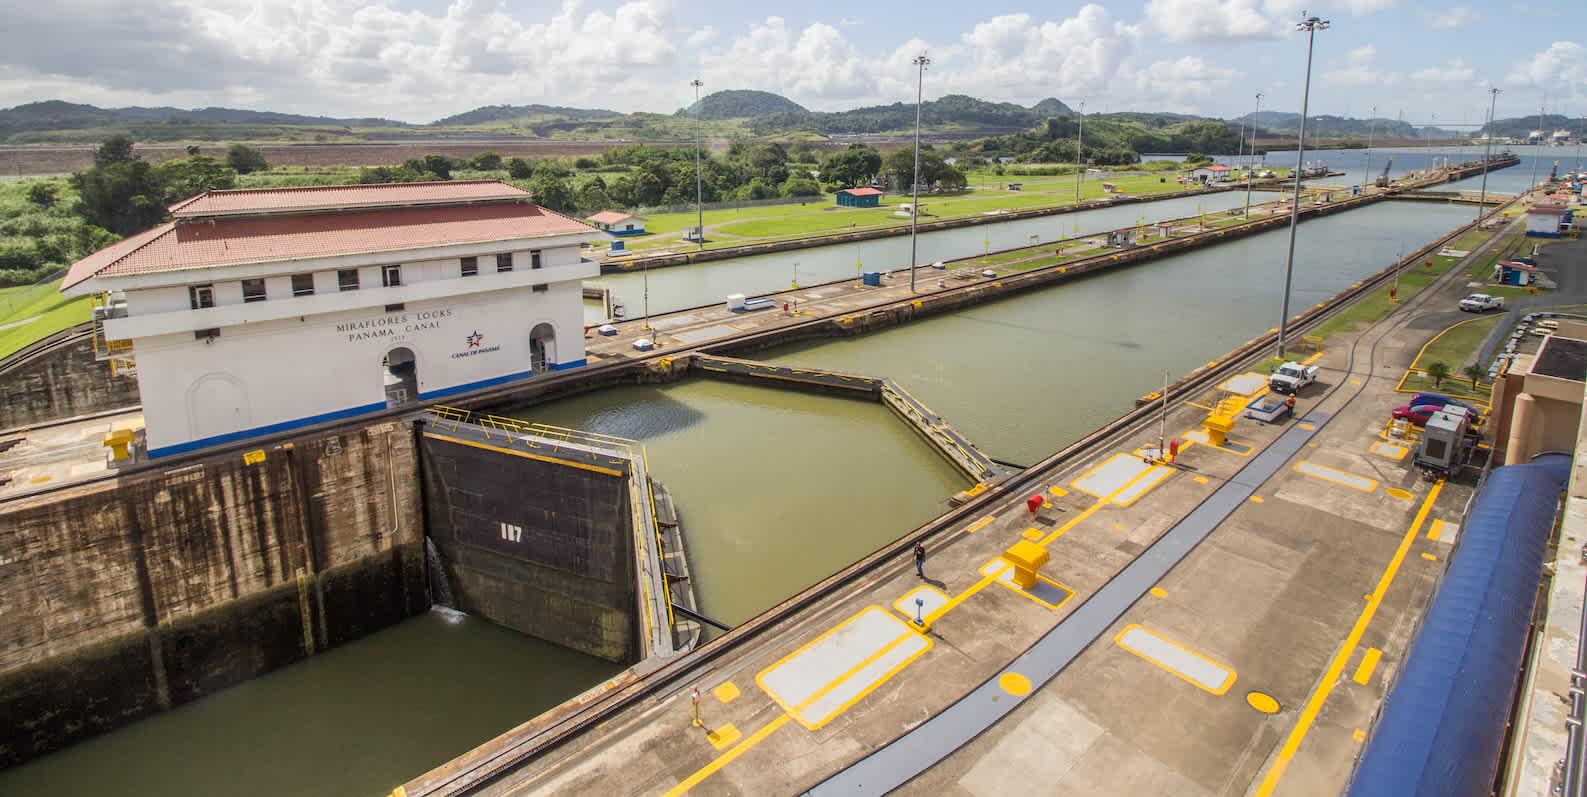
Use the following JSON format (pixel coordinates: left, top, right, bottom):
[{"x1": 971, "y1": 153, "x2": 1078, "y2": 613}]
[
  {"x1": 1074, "y1": 100, "x2": 1086, "y2": 203},
  {"x1": 909, "y1": 53, "x2": 929, "y2": 294},
  {"x1": 692, "y1": 78, "x2": 704, "y2": 251},
  {"x1": 1530, "y1": 101, "x2": 1545, "y2": 190},
  {"x1": 1477, "y1": 88, "x2": 1500, "y2": 224},
  {"x1": 1245, "y1": 92, "x2": 1262, "y2": 217},
  {"x1": 1362, "y1": 105, "x2": 1376, "y2": 191},
  {"x1": 1276, "y1": 14, "x2": 1328, "y2": 361},
  {"x1": 1235, "y1": 113, "x2": 1247, "y2": 189}
]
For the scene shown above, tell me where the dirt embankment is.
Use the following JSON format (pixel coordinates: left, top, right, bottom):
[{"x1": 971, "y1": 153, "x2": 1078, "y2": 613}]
[{"x1": 0, "y1": 140, "x2": 686, "y2": 176}]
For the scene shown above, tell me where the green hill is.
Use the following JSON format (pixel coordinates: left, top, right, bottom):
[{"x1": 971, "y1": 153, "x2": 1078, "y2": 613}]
[
  {"x1": 678, "y1": 90, "x2": 807, "y2": 120},
  {"x1": 430, "y1": 104, "x2": 621, "y2": 126}
]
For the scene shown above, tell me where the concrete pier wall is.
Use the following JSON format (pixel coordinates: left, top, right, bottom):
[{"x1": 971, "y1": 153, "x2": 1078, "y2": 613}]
[
  {"x1": 417, "y1": 431, "x2": 639, "y2": 663},
  {"x1": 0, "y1": 327, "x2": 140, "y2": 431},
  {"x1": 0, "y1": 420, "x2": 426, "y2": 768}
]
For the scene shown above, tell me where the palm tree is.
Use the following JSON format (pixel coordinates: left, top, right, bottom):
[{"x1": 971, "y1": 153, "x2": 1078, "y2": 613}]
[
  {"x1": 1426, "y1": 361, "x2": 1451, "y2": 388},
  {"x1": 1462, "y1": 364, "x2": 1485, "y2": 390}
]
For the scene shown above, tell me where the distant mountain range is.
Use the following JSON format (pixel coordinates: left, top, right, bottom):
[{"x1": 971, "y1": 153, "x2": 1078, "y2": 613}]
[
  {"x1": 0, "y1": 93, "x2": 1561, "y2": 145},
  {"x1": 0, "y1": 100, "x2": 404, "y2": 137}
]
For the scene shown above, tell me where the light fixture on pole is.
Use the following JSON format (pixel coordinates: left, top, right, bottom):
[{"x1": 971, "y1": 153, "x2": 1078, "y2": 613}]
[
  {"x1": 1476, "y1": 87, "x2": 1500, "y2": 224},
  {"x1": 1362, "y1": 104, "x2": 1376, "y2": 191},
  {"x1": 691, "y1": 78, "x2": 704, "y2": 251},
  {"x1": 909, "y1": 53, "x2": 929, "y2": 294},
  {"x1": 1245, "y1": 92, "x2": 1262, "y2": 217},
  {"x1": 1235, "y1": 112, "x2": 1247, "y2": 193},
  {"x1": 1073, "y1": 100, "x2": 1086, "y2": 204},
  {"x1": 1276, "y1": 13, "x2": 1328, "y2": 361}
]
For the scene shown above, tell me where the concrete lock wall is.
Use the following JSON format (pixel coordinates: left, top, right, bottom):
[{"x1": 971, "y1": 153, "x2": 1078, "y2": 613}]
[
  {"x1": 418, "y1": 434, "x2": 638, "y2": 663},
  {"x1": 0, "y1": 419, "x2": 427, "y2": 769},
  {"x1": 0, "y1": 331, "x2": 141, "y2": 430}
]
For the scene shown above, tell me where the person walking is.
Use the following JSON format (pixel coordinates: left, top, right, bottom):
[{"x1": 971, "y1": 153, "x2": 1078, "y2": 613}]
[{"x1": 913, "y1": 542, "x2": 926, "y2": 578}]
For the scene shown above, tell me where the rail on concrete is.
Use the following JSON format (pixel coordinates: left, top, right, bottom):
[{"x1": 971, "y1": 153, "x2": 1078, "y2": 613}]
[
  {"x1": 423, "y1": 406, "x2": 678, "y2": 660},
  {"x1": 690, "y1": 353, "x2": 1006, "y2": 483},
  {"x1": 395, "y1": 189, "x2": 1524, "y2": 797}
]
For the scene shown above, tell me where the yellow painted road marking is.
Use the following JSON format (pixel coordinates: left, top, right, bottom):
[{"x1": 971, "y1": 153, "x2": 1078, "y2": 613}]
[
  {"x1": 1115, "y1": 624, "x2": 1238, "y2": 696},
  {"x1": 1254, "y1": 480, "x2": 1444, "y2": 796},
  {"x1": 1370, "y1": 441, "x2": 1409, "y2": 461},
  {"x1": 1385, "y1": 487, "x2": 1414, "y2": 500},
  {"x1": 757, "y1": 607, "x2": 931, "y2": 730},
  {"x1": 1049, "y1": 486, "x2": 1069, "y2": 497},
  {"x1": 1294, "y1": 461, "x2": 1379, "y2": 493},
  {"x1": 1421, "y1": 552, "x2": 1438, "y2": 561},
  {"x1": 1427, "y1": 518, "x2": 1457, "y2": 543},
  {"x1": 1021, "y1": 528, "x2": 1043, "y2": 540},
  {"x1": 712, "y1": 681, "x2": 741, "y2": 703},
  {"x1": 1247, "y1": 692, "x2": 1280, "y2": 714},
  {"x1": 662, "y1": 714, "x2": 791, "y2": 797},
  {"x1": 1194, "y1": 475, "x2": 1210, "y2": 484},
  {"x1": 965, "y1": 514, "x2": 997, "y2": 533},
  {"x1": 1149, "y1": 587, "x2": 1168, "y2": 598},
  {"x1": 1352, "y1": 728, "x2": 1366, "y2": 742},
  {"x1": 706, "y1": 723, "x2": 742, "y2": 750},
  {"x1": 1352, "y1": 648, "x2": 1382, "y2": 685},
  {"x1": 1299, "y1": 422, "x2": 1316, "y2": 431},
  {"x1": 998, "y1": 672, "x2": 1033, "y2": 696},
  {"x1": 1249, "y1": 495, "x2": 1265, "y2": 503}
]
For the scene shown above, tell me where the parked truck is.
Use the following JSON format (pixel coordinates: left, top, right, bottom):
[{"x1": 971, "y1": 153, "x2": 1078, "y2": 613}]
[
  {"x1": 1458, "y1": 293, "x2": 1505, "y2": 313},
  {"x1": 1269, "y1": 361, "x2": 1319, "y2": 394}
]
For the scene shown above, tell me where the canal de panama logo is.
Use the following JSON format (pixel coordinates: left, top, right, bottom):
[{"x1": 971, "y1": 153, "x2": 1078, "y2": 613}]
[{"x1": 452, "y1": 329, "x2": 500, "y2": 359}]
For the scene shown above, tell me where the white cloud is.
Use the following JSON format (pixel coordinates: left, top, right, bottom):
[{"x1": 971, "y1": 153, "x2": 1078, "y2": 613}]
[
  {"x1": 1429, "y1": 6, "x2": 1479, "y2": 28},
  {"x1": 698, "y1": 17, "x2": 875, "y2": 106},
  {"x1": 1325, "y1": 44, "x2": 1389, "y2": 85},
  {"x1": 838, "y1": 17, "x2": 863, "y2": 26},
  {"x1": 1411, "y1": 57, "x2": 1475, "y2": 82},
  {"x1": 1508, "y1": 41, "x2": 1586, "y2": 85},
  {"x1": 1144, "y1": 0, "x2": 1279, "y2": 43},
  {"x1": 1340, "y1": 0, "x2": 1395, "y2": 14},
  {"x1": 687, "y1": 26, "x2": 714, "y2": 46}
]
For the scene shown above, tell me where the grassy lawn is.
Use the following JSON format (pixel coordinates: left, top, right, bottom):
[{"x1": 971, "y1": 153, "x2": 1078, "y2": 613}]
[
  {"x1": 0, "y1": 279, "x2": 91, "y2": 359},
  {"x1": 1397, "y1": 315, "x2": 1503, "y2": 402},
  {"x1": 618, "y1": 172, "x2": 1220, "y2": 253}
]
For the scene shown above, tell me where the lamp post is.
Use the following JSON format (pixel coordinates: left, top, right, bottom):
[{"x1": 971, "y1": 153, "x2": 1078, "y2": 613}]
[
  {"x1": 1235, "y1": 112, "x2": 1246, "y2": 193},
  {"x1": 1477, "y1": 87, "x2": 1499, "y2": 224},
  {"x1": 1245, "y1": 92, "x2": 1262, "y2": 217},
  {"x1": 909, "y1": 53, "x2": 930, "y2": 294},
  {"x1": 692, "y1": 78, "x2": 704, "y2": 250},
  {"x1": 1530, "y1": 101, "x2": 1545, "y2": 191},
  {"x1": 1362, "y1": 104, "x2": 1376, "y2": 191},
  {"x1": 1276, "y1": 14, "x2": 1328, "y2": 361},
  {"x1": 1073, "y1": 100, "x2": 1086, "y2": 204}
]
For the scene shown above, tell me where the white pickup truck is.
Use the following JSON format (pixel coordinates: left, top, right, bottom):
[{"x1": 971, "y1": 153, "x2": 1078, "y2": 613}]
[
  {"x1": 1459, "y1": 293, "x2": 1505, "y2": 313},
  {"x1": 1269, "y1": 361, "x2": 1319, "y2": 394}
]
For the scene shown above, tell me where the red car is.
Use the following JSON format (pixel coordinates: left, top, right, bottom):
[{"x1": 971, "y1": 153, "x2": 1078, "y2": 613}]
[{"x1": 1392, "y1": 404, "x2": 1452, "y2": 427}]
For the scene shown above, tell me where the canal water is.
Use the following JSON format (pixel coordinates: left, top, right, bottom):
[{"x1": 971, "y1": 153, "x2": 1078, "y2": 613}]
[
  {"x1": 0, "y1": 610, "x2": 623, "y2": 797},
  {"x1": 591, "y1": 190, "x2": 1253, "y2": 319},
  {"x1": 518, "y1": 380, "x2": 967, "y2": 626},
  {"x1": 760, "y1": 201, "x2": 1474, "y2": 465}
]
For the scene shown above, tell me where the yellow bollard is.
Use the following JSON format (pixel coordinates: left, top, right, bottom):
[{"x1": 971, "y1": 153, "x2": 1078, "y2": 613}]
[
  {"x1": 102, "y1": 428, "x2": 134, "y2": 461},
  {"x1": 1002, "y1": 539, "x2": 1050, "y2": 589}
]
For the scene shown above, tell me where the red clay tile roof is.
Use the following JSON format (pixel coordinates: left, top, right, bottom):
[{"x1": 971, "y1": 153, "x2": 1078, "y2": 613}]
[
  {"x1": 1207, "y1": 164, "x2": 1232, "y2": 171},
  {"x1": 587, "y1": 211, "x2": 637, "y2": 224},
  {"x1": 167, "y1": 180, "x2": 529, "y2": 218},
  {"x1": 64, "y1": 202, "x2": 593, "y2": 290},
  {"x1": 839, "y1": 187, "x2": 883, "y2": 196}
]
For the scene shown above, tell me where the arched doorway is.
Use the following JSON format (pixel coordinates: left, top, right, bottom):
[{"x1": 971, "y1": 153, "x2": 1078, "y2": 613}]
[
  {"x1": 384, "y1": 347, "x2": 418, "y2": 406},
  {"x1": 188, "y1": 372, "x2": 250, "y2": 441},
  {"x1": 530, "y1": 323, "x2": 556, "y2": 372}
]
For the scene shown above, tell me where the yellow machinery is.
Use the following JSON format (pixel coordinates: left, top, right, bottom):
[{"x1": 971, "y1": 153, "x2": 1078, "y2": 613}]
[
  {"x1": 1002, "y1": 539, "x2": 1051, "y2": 589},
  {"x1": 1203, "y1": 397, "x2": 1246, "y2": 447}
]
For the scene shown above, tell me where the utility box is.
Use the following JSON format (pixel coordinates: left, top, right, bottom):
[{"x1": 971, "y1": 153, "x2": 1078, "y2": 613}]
[
  {"x1": 862, "y1": 271, "x2": 883, "y2": 286},
  {"x1": 1415, "y1": 408, "x2": 1472, "y2": 475},
  {"x1": 726, "y1": 293, "x2": 746, "y2": 311}
]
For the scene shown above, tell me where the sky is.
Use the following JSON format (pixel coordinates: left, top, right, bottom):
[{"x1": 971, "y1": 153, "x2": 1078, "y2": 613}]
[{"x1": 0, "y1": 0, "x2": 1578, "y2": 128}]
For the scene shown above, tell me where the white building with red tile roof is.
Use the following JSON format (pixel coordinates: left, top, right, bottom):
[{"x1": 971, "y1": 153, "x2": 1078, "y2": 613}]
[
  {"x1": 584, "y1": 210, "x2": 645, "y2": 236},
  {"x1": 63, "y1": 180, "x2": 603, "y2": 458}
]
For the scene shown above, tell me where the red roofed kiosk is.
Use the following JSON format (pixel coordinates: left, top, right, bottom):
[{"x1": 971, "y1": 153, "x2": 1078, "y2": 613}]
[{"x1": 835, "y1": 187, "x2": 883, "y2": 208}]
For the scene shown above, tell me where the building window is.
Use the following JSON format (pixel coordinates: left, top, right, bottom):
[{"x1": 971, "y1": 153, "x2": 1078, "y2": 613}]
[
  {"x1": 532, "y1": 284, "x2": 549, "y2": 293},
  {"x1": 189, "y1": 284, "x2": 215, "y2": 309},
  {"x1": 382, "y1": 265, "x2": 402, "y2": 287},
  {"x1": 241, "y1": 279, "x2": 267, "y2": 303},
  {"x1": 461, "y1": 256, "x2": 478, "y2": 277},
  {"x1": 496, "y1": 253, "x2": 513, "y2": 272},
  {"x1": 338, "y1": 269, "x2": 360, "y2": 292},
  {"x1": 291, "y1": 273, "x2": 315, "y2": 297},
  {"x1": 530, "y1": 250, "x2": 542, "y2": 269}
]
